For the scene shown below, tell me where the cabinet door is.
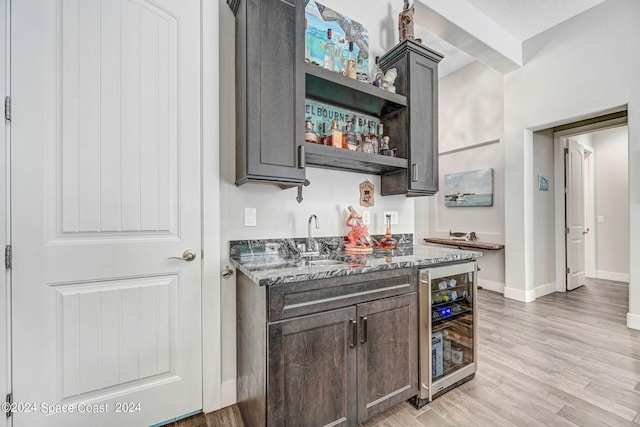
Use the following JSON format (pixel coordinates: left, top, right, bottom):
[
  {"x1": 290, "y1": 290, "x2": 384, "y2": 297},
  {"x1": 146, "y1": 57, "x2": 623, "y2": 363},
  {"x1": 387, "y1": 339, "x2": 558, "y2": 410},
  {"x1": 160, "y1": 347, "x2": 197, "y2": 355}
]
[
  {"x1": 357, "y1": 293, "x2": 418, "y2": 422},
  {"x1": 236, "y1": 0, "x2": 305, "y2": 186},
  {"x1": 268, "y1": 307, "x2": 357, "y2": 427},
  {"x1": 407, "y1": 54, "x2": 438, "y2": 194}
]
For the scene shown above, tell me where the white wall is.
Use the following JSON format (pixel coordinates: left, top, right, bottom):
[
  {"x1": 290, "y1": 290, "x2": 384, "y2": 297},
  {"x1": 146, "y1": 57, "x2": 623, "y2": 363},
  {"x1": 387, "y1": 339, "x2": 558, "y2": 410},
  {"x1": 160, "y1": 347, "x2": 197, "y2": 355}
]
[
  {"x1": 421, "y1": 60, "x2": 505, "y2": 292},
  {"x1": 593, "y1": 126, "x2": 629, "y2": 281},
  {"x1": 532, "y1": 129, "x2": 555, "y2": 295},
  {"x1": 218, "y1": 0, "x2": 417, "y2": 403},
  {"x1": 502, "y1": 0, "x2": 640, "y2": 328}
]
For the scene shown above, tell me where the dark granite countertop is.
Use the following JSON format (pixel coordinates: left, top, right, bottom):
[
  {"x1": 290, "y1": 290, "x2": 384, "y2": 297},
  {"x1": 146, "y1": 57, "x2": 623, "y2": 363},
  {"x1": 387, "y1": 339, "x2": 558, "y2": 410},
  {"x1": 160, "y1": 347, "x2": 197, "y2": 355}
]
[{"x1": 229, "y1": 236, "x2": 481, "y2": 286}]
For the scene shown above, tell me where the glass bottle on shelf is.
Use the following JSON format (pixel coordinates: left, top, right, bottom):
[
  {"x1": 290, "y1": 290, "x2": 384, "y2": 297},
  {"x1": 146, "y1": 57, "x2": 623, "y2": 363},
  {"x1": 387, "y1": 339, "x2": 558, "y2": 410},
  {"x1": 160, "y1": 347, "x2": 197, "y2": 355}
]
[
  {"x1": 319, "y1": 121, "x2": 329, "y2": 145},
  {"x1": 443, "y1": 330, "x2": 452, "y2": 365},
  {"x1": 326, "y1": 120, "x2": 342, "y2": 148},
  {"x1": 304, "y1": 117, "x2": 319, "y2": 144},
  {"x1": 369, "y1": 121, "x2": 379, "y2": 154},
  {"x1": 370, "y1": 55, "x2": 383, "y2": 87},
  {"x1": 345, "y1": 120, "x2": 358, "y2": 150},
  {"x1": 347, "y1": 41, "x2": 357, "y2": 79},
  {"x1": 352, "y1": 116, "x2": 362, "y2": 150},
  {"x1": 304, "y1": 18, "x2": 311, "y2": 63},
  {"x1": 360, "y1": 119, "x2": 373, "y2": 153},
  {"x1": 451, "y1": 334, "x2": 463, "y2": 365},
  {"x1": 323, "y1": 29, "x2": 335, "y2": 71},
  {"x1": 356, "y1": 54, "x2": 369, "y2": 83},
  {"x1": 378, "y1": 214, "x2": 398, "y2": 249}
]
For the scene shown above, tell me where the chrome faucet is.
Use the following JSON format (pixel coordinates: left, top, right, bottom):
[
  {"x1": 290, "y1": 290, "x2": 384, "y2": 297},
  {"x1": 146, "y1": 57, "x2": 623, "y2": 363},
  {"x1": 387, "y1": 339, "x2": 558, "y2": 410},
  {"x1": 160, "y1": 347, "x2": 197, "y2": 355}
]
[{"x1": 307, "y1": 214, "x2": 320, "y2": 254}]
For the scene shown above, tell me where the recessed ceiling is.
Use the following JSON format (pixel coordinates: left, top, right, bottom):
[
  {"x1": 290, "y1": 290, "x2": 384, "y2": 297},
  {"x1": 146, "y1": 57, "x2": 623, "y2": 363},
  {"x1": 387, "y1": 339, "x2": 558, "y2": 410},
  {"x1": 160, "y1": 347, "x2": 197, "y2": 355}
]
[{"x1": 464, "y1": 0, "x2": 607, "y2": 41}]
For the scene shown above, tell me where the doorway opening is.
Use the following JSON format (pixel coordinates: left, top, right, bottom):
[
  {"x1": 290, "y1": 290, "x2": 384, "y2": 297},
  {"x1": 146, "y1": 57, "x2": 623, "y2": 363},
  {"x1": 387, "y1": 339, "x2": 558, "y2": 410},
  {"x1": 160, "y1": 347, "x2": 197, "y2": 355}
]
[{"x1": 552, "y1": 111, "x2": 629, "y2": 293}]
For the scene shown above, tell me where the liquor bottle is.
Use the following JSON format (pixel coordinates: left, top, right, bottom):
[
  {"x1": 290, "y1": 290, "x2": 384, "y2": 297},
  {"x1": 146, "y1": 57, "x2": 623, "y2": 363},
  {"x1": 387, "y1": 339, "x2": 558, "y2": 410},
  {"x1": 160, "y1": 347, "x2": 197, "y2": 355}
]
[
  {"x1": 347, "y1": 41, "x2": 357, "y2": 79},
  {"x1": 304, "y1": 117, "x2": 319, "y2": 143},
  {"x1": 452, "y1": 335, "x2": 464, "y2": 365},
  {"x1": 378, "y1": 123, "x2": 384, "y2": 140},
  {"x1": 378, "y1": 214, "x2": 397, "y2": 249},
  {"x1": 360, "y1": 119, "x2": 373, "y2": 153},
  {"x1": 304, "y1": 18, "x2": 311, "y2": 63},
  {"x1": 326, "y1": 120, "x2": 342, "y2": 148},
  {"x1": 319, "y1": 121, "x2": 329, "y2": 145},
  {"x1": 442, "y1": 330, "x2": 452, "y2": 364},
  {"x1": 352, "y1": 116, "x2": 362, "y2": 150},
  {"x1": 369, "y1": 121, "x2": 379, "y2": 154},
  {"x1": 371, "y1": 56, "x2": 383, "y2": 87},
  {"x1": 323, "y1": 29, "x2": 335, "y2": 71},
  {"x1": 356, "y1": 54, "x2": 369, "y2": 83},
  {"x1": 345, "y1": 120, "x2": 358, "y2": 150}
]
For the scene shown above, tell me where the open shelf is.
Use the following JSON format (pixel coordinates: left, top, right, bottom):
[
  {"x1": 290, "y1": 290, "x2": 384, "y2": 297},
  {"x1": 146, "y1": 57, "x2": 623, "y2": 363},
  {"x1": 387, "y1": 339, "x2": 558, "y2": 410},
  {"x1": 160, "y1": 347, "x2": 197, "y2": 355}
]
[
  {"x1": 304, "y1": 63, "x2": 407, "y2": 118},
  {"x1": 305, "y1": 142, "x2": 408, "y2": 175}
]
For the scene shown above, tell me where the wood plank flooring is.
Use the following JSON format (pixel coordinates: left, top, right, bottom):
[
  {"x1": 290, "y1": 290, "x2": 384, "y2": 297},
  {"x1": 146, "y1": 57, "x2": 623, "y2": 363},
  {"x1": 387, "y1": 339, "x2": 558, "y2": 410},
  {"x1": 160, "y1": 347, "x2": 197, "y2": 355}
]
[{"x1": 191, "y1": 278, "x2": 640, "y2": 426}]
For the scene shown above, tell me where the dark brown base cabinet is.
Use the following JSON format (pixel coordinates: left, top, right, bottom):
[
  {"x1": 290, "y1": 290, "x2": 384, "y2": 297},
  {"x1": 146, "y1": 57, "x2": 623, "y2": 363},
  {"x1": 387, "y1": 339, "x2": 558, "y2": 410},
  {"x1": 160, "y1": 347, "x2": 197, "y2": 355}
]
[{"x1": 237, "y1": 269, "x2": 418, "y2": 427}]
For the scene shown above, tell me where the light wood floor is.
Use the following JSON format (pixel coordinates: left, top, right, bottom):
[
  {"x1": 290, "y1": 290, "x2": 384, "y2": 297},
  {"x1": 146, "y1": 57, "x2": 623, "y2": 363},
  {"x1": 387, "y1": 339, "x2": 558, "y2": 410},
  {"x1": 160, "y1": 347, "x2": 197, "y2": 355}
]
[{"x1": 187, "y1": 278, "x2": 640, "y2": 426}]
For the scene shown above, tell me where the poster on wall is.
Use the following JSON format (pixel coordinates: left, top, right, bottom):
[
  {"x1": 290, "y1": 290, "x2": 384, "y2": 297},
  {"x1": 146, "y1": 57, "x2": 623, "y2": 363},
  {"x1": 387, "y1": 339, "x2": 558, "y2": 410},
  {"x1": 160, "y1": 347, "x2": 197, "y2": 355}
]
[
  {"x1": 444, "y1": 168, "x2": 494, "y2": 207},
  {"x1": 305, "y1": 0, "x2": 370, "y2": 69}
]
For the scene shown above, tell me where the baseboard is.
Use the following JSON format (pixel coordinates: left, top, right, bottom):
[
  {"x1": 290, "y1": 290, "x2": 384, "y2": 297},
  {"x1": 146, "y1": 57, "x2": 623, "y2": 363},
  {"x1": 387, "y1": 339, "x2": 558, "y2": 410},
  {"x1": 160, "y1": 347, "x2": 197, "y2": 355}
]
[
  {"x1": 596, "y1": 270, "x2": 629, "y2": 282},
  {"x1": 535, "y1": 282, "x2": 556, "y2": 298},
  {"x1": 627, "y1": 313, "x2": 640, "y2": 331},
  {"x1": 220, "y1": 379, "x2": 237, "y2": 408},
  {"x1": 479, "y1": 279, "x2": 504, "y2": 294},
  {"x1": 503, "y1": 286, "x2": 536, "y2": 303}
]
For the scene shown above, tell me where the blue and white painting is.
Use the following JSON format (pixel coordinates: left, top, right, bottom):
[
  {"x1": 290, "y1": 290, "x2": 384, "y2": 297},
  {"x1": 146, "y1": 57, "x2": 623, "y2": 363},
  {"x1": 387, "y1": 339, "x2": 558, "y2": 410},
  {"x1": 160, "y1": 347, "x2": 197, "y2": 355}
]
[
  {"x1": 305, "y1": 1, "x2": 369, "y2": 69},
  {"x1": 444, "y1": 169, "x2": 494, "y2": 207}
]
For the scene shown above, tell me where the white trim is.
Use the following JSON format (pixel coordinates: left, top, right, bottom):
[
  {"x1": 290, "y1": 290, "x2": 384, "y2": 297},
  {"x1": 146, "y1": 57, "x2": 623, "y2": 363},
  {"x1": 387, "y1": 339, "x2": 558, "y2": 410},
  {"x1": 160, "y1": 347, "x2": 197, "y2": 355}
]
[
  {"x1": 595, "y1": 271, "x2": 629, "y2": 283},
  {"x1": 220, "y1": 379, "x2": 237, "y2": 409},
  {"x1": 479, "y1": 279, "x2": 503, "y2": 294},
  {"x1": 439, "y1": 138, "x2": 500, "y2": 156},
  {"x1": 503, "y1": 286, "x2": 536, "y2": 303},
  {"x1": 535, "y1": 282, "x2": 556, "y2": 298},
  {"x1": 201, "y1": 0, "x2": 222, "y2": 413},
  {"x1": 553, "y1": 134, "x2": 567, "y2": 293},
  {"x1": 627, "y1": 313, "x2": 640, "y2": 331},
  {"x1": 1, "y1": 1, "x2": 9, "y2": 425}
]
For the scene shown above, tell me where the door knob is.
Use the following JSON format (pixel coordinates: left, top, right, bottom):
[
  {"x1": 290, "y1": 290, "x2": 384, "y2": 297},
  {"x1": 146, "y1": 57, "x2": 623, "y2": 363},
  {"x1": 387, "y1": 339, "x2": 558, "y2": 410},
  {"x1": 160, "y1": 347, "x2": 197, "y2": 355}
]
[{"x1": 169, "y1": 249, "x2": 197, "y2": 262}]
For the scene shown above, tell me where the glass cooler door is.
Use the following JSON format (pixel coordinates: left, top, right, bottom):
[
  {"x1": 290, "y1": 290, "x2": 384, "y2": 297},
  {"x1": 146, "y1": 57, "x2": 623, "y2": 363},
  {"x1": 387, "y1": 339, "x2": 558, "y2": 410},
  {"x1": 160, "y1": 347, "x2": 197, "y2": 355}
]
[{"x1": 419, "y1": 261, "x2": 477, "y2": 401}]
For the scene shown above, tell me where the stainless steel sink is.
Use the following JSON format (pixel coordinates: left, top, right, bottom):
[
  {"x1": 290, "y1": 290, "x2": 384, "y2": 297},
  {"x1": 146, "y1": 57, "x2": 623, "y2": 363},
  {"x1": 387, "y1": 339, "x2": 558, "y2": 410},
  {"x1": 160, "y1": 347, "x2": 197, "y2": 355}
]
[{"x1": 306, "y1": 259, "x2": 347, "y2": 266}]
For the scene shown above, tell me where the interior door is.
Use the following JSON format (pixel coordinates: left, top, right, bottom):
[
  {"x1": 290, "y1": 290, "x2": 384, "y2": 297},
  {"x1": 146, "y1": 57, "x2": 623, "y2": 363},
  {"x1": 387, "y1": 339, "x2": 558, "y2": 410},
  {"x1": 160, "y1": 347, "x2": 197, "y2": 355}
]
[
  {"x1": 11, "y1": 0, "x2": 202, "y2": 426},
  {"x1": 565, "y1": 139, "x2": 586, "y2": 290}
]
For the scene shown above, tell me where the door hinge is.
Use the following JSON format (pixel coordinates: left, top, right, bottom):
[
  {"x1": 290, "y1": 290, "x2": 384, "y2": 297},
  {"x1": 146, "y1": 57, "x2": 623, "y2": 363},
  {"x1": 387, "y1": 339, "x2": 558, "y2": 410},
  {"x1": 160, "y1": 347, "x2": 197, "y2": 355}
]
[
  {"x1": 4, "y1": 96, "x2": 10, "y2": 121},
  {"x1": 5, "y1": 245, "x2": 11, "y2": 269},
  {"x1": 565, "y1": 227, "x2": 569, "y2": 234},
  {"x1": 5, "y1": 393, "x2": 12, "y2": 417},
  {"x1": 566, "y1": 267, "x2": 570, "y2": 274}
]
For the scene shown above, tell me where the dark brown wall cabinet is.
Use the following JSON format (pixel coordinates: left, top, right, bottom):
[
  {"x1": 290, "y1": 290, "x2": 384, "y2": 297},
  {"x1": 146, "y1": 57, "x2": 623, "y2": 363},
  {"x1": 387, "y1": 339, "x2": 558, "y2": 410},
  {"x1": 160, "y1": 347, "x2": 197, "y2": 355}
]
[
  {"x1": 237, "y1": 269, "x2": 418, "y2": 427},
  {"x1": 380, "y1": 40, "x2": 443, "y2": 196},
  {"x1": 229, "y1": 0, "x2": 306, "y2": 186}
]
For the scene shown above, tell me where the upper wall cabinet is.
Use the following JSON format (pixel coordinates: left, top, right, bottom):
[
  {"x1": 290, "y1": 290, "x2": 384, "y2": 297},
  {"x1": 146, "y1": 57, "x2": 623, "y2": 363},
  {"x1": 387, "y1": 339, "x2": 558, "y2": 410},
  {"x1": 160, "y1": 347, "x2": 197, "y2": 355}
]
[
  {"x1": 229, "y1": 0, "x2": 306, "y2": 187},
  {"x1": 380, "y1": 40, "x2": 443, "y2": 196}
]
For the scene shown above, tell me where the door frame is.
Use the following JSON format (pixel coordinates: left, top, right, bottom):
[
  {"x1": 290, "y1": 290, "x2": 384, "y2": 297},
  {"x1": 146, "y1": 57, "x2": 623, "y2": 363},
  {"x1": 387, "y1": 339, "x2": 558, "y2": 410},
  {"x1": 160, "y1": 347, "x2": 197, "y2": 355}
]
[
  {"x1": 553, "y1": 116, "x2": 628, "y2": 293},
  {"x1": 1, "y1": 0, "x2": 9, "y2": 424}
]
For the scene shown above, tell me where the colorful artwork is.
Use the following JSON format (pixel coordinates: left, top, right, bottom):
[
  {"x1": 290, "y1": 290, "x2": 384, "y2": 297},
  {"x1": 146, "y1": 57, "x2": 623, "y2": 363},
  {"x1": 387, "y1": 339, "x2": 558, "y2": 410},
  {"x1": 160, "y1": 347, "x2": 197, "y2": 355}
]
[
  {"x1": 444, "y1": 169, "x2": 494, "y2": 207},
  {"x1": 305, "y1": 1, "x2": 369, "y2": 69}
]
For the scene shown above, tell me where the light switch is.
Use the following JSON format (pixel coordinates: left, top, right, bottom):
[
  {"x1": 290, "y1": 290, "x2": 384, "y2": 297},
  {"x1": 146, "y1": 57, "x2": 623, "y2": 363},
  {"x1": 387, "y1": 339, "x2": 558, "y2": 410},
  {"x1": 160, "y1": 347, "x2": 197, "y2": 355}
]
[
  {"x1": 244, "y1": 208, "x2": 257, "y2": 227},
  {"x1": 362, "y1": 209, "x2": 371, "y2": 225},
  {"x1": 384, "y1": 211, "x2": 399, "y2": 225},
  {"x1": 597, "y1": 216, "x2": 605, "y2": 224}
]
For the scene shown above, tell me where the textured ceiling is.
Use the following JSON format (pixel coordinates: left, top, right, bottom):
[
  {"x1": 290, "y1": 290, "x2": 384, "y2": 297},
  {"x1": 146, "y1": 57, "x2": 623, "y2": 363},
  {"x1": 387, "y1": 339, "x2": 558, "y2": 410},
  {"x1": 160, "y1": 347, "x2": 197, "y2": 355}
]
[{"x1": 464, "y1": 0, "x2": 607, "y2": 41}]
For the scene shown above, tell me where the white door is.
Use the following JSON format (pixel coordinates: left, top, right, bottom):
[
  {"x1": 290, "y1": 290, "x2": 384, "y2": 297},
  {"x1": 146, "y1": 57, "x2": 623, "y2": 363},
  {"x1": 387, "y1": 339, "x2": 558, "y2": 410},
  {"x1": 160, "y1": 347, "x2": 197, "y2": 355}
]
[
  {"x1": 565, "y1": 139, "x2": 586, "y2": 290},
  {"x1": 11, "y1": 0, "x2": 202, "y2": 426}
]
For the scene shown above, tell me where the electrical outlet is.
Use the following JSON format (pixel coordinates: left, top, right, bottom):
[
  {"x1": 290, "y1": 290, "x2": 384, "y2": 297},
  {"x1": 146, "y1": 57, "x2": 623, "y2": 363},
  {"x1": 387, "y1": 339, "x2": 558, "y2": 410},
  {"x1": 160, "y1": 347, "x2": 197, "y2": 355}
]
[
  {"x1": 362, "y1": 209, "x2": 371, "y2": 225},
  {"x1": 244, "y1": 207, "x2": 257, "y2": 227},
  {"x1": 384, "y1": 211, "x2": 398, "y2": 225}
]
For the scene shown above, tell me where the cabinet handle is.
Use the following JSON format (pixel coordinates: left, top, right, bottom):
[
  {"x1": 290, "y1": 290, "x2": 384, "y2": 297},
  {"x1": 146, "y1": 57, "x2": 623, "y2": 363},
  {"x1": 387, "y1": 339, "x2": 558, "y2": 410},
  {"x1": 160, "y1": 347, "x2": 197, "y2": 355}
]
[
  {"x1": 411, "y1": 164, "x2": 418, "y2": 182},
  {"x1": 298, "y1": 145, "x2": 306, "y2": 168},
  {"x1": 350, "y1": 319, "x2": 357, "y2": 348},
  {"x1": 361, "y1": 316, "x2": 368, "y2": 344}
]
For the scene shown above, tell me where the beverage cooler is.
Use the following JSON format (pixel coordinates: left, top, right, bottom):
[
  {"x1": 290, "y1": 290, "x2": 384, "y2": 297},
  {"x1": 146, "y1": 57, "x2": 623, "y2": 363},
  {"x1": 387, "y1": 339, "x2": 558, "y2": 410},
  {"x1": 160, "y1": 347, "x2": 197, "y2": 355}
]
[{"x1": 413, "y1": 261, "x2": 477, "y2": 407}]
